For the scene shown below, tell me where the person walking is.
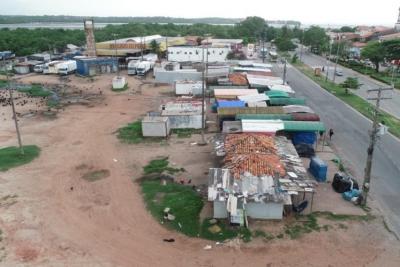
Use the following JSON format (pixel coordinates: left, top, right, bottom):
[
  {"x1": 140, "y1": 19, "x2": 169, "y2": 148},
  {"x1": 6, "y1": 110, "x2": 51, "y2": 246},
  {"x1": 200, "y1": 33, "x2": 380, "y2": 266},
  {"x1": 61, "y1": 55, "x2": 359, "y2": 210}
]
[{"x1": 329, "y1": 128, "x2": 334, "y2": 140}]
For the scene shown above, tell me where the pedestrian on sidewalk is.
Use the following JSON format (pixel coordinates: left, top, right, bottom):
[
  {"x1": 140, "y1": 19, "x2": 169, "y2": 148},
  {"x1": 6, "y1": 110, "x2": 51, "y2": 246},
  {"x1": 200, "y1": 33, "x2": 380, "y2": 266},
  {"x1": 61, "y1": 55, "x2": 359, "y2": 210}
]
[{"x1": 329, "y1": 128, "x2": 334, "y2": 140}]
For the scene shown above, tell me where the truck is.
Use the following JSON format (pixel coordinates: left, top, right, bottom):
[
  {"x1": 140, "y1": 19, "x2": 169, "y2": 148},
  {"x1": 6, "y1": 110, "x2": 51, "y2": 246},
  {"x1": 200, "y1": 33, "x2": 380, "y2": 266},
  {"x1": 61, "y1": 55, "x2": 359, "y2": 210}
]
[
  {"x1": 33, "y1": 64, "x2": 45, "y2": 73},
  {"x1": 127, "y1": 60, "x2": 140, "y2": 75},
  {"x1": 136, "y1": 61, "x2": 152, "y2": 76},
  {"x1": 43, "y1": 61, "x2": 62, "y2": 74},
  {"x1": 57, "y1": 60, "x2": 77, "y2": 75}
]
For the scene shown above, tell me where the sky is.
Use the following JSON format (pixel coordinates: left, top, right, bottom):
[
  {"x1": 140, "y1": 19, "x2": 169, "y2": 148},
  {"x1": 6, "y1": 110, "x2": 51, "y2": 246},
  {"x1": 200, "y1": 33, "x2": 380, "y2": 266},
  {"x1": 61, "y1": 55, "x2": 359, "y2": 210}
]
[{"x1": 1, "y1": 0, "x2": 400, "y2": 26}]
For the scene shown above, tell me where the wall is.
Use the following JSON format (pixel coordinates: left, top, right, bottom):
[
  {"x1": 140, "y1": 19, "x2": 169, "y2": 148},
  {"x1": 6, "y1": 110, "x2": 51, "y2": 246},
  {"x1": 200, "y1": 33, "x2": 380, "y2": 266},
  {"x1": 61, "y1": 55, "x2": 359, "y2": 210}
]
[
  {"x1": 245, "y1": 202, "x2": 283, "y2": 220},
  {"x1": 154, "y1": 68, "x2": 202, "y2": 84},
  {"x1": 142, "y1": 120, "x2": 169, "y2": 137},
  {"x1": 168, "y1": 46, "x2": 230, "y2": 62},
  {"x1": 213, "y1": 201, "x2": 228, "y2": 218},
  {"x1": 166, "y1": 114, "x2": 203, "y2": 129}
]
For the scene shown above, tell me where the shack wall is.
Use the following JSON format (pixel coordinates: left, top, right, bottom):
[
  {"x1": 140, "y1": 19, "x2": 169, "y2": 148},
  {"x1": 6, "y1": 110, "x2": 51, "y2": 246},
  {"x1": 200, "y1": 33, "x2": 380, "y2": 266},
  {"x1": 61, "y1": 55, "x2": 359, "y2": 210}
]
[
  {"x1": 213, "y1": 201, "x2": 228, "y2": 218},
  {"x1": 167, "y1": 114, "x2": 203, "y2": 129},
  {"x1": 245, "y1": 202, "x2": 283, "y2": 220}
]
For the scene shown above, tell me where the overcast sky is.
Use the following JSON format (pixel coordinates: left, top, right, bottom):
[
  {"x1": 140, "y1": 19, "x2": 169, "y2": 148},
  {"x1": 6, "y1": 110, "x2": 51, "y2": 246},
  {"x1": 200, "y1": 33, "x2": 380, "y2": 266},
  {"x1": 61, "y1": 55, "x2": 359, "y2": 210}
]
[{"x1": 2, "y1": 0, "x2": 400, "y2": 26}]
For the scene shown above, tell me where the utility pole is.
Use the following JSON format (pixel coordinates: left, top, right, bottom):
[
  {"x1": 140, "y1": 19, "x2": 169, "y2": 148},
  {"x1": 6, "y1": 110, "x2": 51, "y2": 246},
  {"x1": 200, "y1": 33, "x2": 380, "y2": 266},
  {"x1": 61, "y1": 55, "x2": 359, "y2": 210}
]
[
  {"x1": 113, "y1": 33, "x2": 119, "y2": 76},
  {"x1": 199, "y1": 44, "x2": 206, "y2": 146},
  {"x1": 3, "y1": 57, "x2": 24, "y2": 154},
  {"x1": 360, "y1": 87, "x2": 393, "y2": 205},
  {"x1": 282, "y1": 58, "x2": 287, "y2": 85},
  {"x1": 141, "y1": 36, "x2": 144, "y2": 61},
  {"x1": 325, "y1": 40, "x2": 333, "y2": 82},
  {"x1": 165, "y1": 36, "x2": 168, "y2": 61},
  {"x1": 299, "y1": 28, "x2": 304, "y2": 62},
  {"x1": 333, "y1": 34, "x2": 342, "y2": 83},
  {"x1": 261, "y1": 29, "x2": 266, "y2": 63}
]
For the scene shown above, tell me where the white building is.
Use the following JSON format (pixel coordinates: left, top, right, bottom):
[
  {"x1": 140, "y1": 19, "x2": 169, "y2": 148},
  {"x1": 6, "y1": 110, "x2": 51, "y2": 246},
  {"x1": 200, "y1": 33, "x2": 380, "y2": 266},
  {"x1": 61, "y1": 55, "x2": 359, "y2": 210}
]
[
  {"x1": 167, "y1": 46, "x2": 230, "y2": 62},
  {"x1": 395, "y1": 7, "x2": 400, "y2": 31}
]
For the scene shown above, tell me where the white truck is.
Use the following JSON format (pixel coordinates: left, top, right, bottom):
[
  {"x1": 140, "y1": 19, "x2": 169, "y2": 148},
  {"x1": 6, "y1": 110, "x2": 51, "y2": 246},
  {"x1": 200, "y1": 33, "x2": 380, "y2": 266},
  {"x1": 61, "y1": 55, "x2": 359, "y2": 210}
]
[
  {"x1": 43, "y1": 61, "x2": 62, "y2": 74},
  {"x1": 57, "y1": 60, "x2": 77, "y2": 75},
  {"x1": 127, "y1": 60, "x2": 140, "y2": 75},
  {"x1": 136, "y1": 61, "x2": 152, "y2": 76},
  {"x1": 34, "y1": 64, "x2": 45, "y2": 73}
]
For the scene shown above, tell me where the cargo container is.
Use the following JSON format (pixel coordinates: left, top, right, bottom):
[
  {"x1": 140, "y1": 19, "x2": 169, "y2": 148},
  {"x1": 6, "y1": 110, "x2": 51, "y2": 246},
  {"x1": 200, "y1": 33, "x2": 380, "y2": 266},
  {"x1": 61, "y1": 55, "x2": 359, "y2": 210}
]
[{"x1": 76, "y1": 57, "x2": 118, "y2": 76}]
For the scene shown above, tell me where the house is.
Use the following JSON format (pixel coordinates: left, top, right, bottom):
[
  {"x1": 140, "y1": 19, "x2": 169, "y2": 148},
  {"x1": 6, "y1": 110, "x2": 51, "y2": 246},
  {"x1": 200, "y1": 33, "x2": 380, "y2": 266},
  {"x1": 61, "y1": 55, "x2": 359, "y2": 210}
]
[
  {"x1": 348, "y1": 42, "x2": 367, "y2": 58},
  {"x1": 379, "y1": 32, "x2": 400, "y2": 41},
  {"x1": 209, "y1": 134, "x2": 316, "y2": 223}
]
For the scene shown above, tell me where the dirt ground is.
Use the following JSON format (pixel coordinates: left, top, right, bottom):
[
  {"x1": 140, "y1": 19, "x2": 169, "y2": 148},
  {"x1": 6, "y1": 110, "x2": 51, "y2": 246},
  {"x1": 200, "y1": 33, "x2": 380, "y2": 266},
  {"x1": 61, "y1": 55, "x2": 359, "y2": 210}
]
[{"x1": 0, "y1": 71, "x2": 400, "y2": 267}]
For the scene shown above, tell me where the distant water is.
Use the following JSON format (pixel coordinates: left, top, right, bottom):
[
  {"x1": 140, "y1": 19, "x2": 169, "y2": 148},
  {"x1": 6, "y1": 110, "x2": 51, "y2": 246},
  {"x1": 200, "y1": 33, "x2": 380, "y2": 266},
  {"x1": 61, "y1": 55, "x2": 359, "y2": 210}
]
[
  {"x1": 0, "y1": 22, "x2": 235, "y2": 30},
  {"x1": 0, "y1": 22, "x2": 128, "y2": 30}
]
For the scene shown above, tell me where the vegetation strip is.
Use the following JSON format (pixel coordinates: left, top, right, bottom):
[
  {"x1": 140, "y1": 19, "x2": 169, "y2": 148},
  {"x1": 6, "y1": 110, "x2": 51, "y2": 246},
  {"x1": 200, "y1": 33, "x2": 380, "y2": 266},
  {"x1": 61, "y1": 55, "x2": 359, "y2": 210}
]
[
  {"x1": 293, "y1": 62, "x2": 400, "y2": 138},
  {"x1": 0, "y1": 145, "x2": 40, "y2": 171}
]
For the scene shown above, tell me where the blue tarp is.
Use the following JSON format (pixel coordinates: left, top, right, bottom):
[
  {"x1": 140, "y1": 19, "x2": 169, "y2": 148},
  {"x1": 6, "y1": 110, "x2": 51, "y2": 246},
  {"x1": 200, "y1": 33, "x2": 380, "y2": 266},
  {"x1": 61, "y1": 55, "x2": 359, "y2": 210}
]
[
  {"x1": 292, "y1": 132, "x2": 317, "y2": 145},
  {"x1": 216, "y1": 100, "x2": 246, "y2": 108},
  {"x1": 309, "y1": 156, "x2": 327, "y2": 182}
]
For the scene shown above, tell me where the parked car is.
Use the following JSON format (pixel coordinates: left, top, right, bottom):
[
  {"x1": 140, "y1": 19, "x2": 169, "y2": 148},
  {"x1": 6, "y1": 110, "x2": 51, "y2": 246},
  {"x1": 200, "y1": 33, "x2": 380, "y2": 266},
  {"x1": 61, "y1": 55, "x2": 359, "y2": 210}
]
[{"x1": 335, "y1": 69, "x2": 343, "y2": 76}]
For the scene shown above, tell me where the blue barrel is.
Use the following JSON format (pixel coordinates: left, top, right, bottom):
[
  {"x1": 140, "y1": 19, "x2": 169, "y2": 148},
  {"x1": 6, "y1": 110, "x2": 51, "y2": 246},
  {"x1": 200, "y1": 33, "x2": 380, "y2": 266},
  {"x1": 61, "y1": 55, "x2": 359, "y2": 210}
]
[{"x1": 309, "y1": 156, "x2": 328, "y2": 182}]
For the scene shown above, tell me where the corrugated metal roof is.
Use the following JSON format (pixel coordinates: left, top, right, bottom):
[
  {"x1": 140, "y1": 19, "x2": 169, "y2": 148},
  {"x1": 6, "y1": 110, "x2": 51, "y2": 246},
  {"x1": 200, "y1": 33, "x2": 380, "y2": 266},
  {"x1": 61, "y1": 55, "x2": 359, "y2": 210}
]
[
  {"x1": 265, "y1": 90, "x2": 290, "y2": 98},
  {"x1": 268, "y1": 84, "x2": 295, "y2": 94},
  {"x1": 283, "y1": 121, "x2": 326, "y2": 132},
  {"x1": 247, "y1": 101, "x2": 267, "y2": 107},
  {"x1": 217, "y1": 106, "x2": 284, "y2": 116},
  {"x1": 217, "y1": 100, "x2": 246, "y2": 108},
  {"x1": 238, "y1": 94, "x2": 269, "y2": 103},
  {"x1": 269, "y1": 98, "x2": 306, "y2": 106},
  {"x1": 233, "y1": 67, "x2": 272, "y2": 73},
  {"x1": 283, "y1": 105, "x2": 315, "y2": 114},
  {"x1": 214, "y1": 89, "x2": 259, "y2": 98},
  {"x1": 241, "y1": 119, "x2": 285, "y2": 133},
  {"x1": 236, "y1": 114, "x2": 293, "y2": 121}
]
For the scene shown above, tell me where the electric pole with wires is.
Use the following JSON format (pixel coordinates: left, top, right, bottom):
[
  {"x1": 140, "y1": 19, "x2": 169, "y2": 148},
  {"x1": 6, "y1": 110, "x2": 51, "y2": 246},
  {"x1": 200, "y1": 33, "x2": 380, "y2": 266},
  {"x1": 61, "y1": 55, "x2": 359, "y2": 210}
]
[
  {"x1": 360, "y1": 87, "x2": 393, "y2": 206},
  {"x1": 2, "y1": 56, "x2": 24, "y2": 154}
]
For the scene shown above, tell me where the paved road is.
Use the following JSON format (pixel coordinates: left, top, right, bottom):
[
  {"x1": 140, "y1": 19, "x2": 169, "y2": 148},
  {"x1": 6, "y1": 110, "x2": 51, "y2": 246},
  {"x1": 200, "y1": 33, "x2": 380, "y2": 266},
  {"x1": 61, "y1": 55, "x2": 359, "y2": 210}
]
[
  {"x1": 297, "y1": 48, "x2": 400, "y2": 119},
  {"x1": 273, "y1": 62, "x2": 400, "y2": 237}
]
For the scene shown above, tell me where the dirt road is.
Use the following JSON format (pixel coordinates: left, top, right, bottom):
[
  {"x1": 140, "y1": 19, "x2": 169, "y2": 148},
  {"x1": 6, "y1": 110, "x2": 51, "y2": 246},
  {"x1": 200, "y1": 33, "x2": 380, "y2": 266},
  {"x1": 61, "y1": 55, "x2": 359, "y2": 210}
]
[{"x1": 0, "y1": 73, "x2": 399, "y2": 266}]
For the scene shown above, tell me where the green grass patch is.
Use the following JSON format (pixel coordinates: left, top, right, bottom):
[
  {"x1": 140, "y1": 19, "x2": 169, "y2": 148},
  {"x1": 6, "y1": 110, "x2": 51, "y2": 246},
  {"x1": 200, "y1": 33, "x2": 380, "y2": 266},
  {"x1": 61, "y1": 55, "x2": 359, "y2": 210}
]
[
  {"x1": 141, "y1": 179, "x2": 204, "y2": 237},
  {"x1": 141, "y1": 176, "x2": 253, "y2": 242},
  {"x1": 313, "y1": 211, "x2": 375, "y2": 222},
  {"x1": 284, "y1": 213, "x2": 321, "y2": 239},
  {"x1": 293, "y1": 62, "x2": 400, "y2": 138},
  {"x1": 17, "y1": 84, "x2": 51, "y2": 97},
  {"x1": 111, "y1": 83, "x2": 129, "y2": 92},
  {"x1": 253, "y1": 229, "x2": 274, "y2": 241},
  {"x1": 0, "y1": 80, "x2": 7, "y2": 88},
  {"x1": 117, "y1": 120, "x2": 165, "y2": 144},
  {"x1": 143, "y1": 157, "x2": 184, "y2": 175},
  {"x1": 172, "y1": 128, "x2": 201, "y2": 138},
  {"x1": 0, "y1": 145, "x2": 40, "y2": 171},
  {"x1": 81, "y1": 169, "x2": 110, "y2": 182}
]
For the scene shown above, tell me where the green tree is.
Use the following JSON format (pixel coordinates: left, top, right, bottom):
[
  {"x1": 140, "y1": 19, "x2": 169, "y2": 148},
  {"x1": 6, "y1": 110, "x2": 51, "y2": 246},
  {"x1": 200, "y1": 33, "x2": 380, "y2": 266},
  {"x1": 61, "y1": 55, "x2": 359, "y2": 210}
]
[
  {"x1": 149, "y1": 39, "x2": 161, "y2": 56},
  {"x1": 303, "y1": 26, "x2": 329, "y2": 54},
  {"x1": 361, "y1": 41, "x2": 387, "y2": 72},
  {"x1": 340, "y1": 26, "x2": 356, "y2": 32},
  {"x1": 382, "y1": 39, "x2": 400, "y2": 61}
]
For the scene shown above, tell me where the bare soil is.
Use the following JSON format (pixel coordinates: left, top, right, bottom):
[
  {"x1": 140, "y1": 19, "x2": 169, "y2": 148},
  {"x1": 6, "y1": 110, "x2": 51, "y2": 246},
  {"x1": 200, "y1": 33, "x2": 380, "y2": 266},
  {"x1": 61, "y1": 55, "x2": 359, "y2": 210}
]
[{"x1": 0, "y1": 71, "x2": 399, "y2": 266}]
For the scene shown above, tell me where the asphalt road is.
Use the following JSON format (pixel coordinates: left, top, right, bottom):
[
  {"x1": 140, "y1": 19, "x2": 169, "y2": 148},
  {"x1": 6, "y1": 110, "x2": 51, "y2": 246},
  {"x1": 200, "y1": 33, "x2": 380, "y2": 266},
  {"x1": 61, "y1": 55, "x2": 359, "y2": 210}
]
[
  {"x1": 273, "y1": 62, "x2": 400, "y2": 237},
  {"x1": 297, "y1": 48, "x2": 400, "y2": 119}
]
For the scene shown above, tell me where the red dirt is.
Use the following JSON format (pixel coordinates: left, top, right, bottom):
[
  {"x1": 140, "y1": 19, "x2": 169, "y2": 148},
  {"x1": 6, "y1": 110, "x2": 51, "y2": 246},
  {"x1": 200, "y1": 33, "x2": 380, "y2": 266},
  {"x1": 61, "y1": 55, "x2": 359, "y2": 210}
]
[{"x1": 0, "y1": 72, "x2": 399, "y2": 266}]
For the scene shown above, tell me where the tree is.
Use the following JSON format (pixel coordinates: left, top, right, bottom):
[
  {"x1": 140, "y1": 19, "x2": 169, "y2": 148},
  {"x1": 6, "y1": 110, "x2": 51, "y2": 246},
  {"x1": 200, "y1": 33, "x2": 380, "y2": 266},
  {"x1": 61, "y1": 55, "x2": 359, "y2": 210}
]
[
  {"x1": 340, "y1": 26, "x2": 356, "y2": 33},
  {"x1": 361, "y1": 41, "x2": 387, "y2": 72},
  {"x1": 382, "y1": 39, "x2": 400, "y2": 61},
  {"x1": 303, "y1": 26, "x2": 329, "y2": 54},
  {"x1": 275, "y1": 37, "x2": 296, "y2": 51},
  {"x1": 149, "y1": 40, "x2": 161, "y2": 56},
  {"x1": 341, "y1": 77, "x2": 361, "y2": 94}
]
